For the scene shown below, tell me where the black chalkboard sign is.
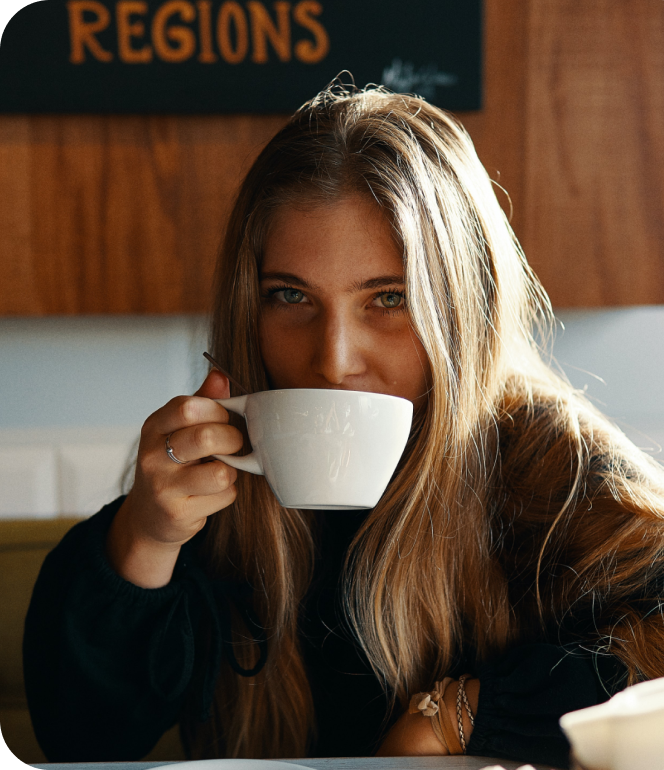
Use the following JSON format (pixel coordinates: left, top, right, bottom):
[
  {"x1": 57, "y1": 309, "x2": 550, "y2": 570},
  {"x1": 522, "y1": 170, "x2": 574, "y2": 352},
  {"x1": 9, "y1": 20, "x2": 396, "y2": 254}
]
[{"x1": 0, "y1": 0, "x2": 481, "y2": 113}]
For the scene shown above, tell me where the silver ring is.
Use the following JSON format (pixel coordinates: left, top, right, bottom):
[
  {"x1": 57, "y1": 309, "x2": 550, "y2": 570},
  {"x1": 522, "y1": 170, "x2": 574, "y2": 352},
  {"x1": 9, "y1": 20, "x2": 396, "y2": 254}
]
[{"x1": 165, "y1": 434, "x2": 187, "y2": 465}]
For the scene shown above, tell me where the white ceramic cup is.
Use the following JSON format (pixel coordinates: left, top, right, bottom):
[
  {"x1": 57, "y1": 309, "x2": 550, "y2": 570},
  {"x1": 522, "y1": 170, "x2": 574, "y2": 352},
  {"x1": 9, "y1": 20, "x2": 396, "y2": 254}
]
[
  {"x1": 560, "y1": 676, "x2": 664, "y2": 770},
  {"x1": 213, "y1": 388, "x2": 413, "y2": 510}
]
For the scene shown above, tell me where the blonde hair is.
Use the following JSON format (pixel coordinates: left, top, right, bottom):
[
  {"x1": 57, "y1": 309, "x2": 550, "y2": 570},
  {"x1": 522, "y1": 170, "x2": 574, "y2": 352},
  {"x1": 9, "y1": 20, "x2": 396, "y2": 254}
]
[{"x1": 187, "y1": 85, "x2": 664, "y2": 758}]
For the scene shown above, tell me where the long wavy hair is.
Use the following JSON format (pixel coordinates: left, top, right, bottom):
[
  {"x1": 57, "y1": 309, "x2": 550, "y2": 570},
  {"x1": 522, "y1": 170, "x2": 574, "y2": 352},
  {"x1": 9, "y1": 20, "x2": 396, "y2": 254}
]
[{"x1": 188, "y1": 85, "x2": 664, "y2": 758}]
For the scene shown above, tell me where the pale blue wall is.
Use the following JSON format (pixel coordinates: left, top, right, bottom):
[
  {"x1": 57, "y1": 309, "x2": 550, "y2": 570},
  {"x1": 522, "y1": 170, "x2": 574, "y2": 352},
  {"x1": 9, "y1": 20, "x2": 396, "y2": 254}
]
[
  {"x1": 552, "y1": 308, "x2": 664, "y2": 444},
  {"x1": 0, "y1": 316, "x2": 208, "y2": 429},
  {"x1": 1, "y1": 308, "x2": 663, "y2": 440}
]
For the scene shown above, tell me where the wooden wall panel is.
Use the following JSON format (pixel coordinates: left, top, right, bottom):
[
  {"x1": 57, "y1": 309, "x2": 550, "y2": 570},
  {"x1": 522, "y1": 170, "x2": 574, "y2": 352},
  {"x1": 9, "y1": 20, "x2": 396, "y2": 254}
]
[
  {"x1": 523, "y1": 0, "x2": 664, "y2": 306},
  {"x1": 0, "y1": 117, "x2": 36, "y2": 314},
  {"x1": 2, "y1": 0, "x2": 663, "y2": 313},
  {"x1": 458, "y1": 0, "x2": 529, "y2": 244},
  {"x1": 0, "y1": 115, "x2": 286, "y2": 314},
  {"x1": 0, "y1": 0, "x2": 529, "y2": 315}
]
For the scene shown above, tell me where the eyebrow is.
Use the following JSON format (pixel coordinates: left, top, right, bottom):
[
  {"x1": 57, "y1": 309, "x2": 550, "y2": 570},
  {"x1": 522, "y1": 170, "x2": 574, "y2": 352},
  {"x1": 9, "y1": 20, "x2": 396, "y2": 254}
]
[{"x1": 260, "y1": 271, "x2": 405, "y2": 292}]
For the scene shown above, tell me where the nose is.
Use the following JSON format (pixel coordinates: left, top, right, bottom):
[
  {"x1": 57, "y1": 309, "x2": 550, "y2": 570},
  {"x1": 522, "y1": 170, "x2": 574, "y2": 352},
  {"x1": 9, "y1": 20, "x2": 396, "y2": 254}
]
[{"x1": 311, "y1": 309, "x2": 366, "y2": 385}]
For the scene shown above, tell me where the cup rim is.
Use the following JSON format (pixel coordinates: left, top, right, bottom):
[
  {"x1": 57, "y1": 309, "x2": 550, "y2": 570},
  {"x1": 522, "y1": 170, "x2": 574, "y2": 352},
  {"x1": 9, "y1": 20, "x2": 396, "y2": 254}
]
[{"x1": 250, "y1": 387, "x2": 414, "y2": 405}]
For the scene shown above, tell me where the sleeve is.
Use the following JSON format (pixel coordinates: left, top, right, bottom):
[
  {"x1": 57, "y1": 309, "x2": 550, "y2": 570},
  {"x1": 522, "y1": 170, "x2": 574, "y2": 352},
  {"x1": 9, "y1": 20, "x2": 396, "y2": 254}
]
[
  {"x1": 467, "y1": 643, "x2": 627, "y2": 769},
  {"x1": 22, "y1": 497, "x2": 221, "y2": 762}
]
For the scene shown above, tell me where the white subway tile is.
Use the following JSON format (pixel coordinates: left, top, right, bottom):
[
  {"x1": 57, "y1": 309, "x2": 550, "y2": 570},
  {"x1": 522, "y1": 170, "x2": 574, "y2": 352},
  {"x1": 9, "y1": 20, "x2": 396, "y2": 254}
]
[
  {"x1": 0, "y1": 446, "x2": 58, "y2": 518},
  {"x1": 58, "y1": 443, "x2": 134, "y2": 517}
]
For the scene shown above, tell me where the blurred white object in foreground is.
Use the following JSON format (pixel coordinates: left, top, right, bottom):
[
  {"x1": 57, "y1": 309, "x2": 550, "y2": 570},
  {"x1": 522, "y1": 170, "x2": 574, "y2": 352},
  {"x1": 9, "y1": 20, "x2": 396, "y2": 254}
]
[
  {"x1": 560, "y1": 676, "x2": 664, "y2": 770},
  {"x1": 480, "y1": 766, "x2": 536, "y2": 770}
]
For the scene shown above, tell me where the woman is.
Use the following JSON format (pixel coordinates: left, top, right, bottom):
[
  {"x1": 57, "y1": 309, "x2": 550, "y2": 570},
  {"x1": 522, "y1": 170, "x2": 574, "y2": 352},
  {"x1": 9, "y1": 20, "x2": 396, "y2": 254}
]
[{"x1": 24, "y1": 85, "x2": 664, "y2": 768}]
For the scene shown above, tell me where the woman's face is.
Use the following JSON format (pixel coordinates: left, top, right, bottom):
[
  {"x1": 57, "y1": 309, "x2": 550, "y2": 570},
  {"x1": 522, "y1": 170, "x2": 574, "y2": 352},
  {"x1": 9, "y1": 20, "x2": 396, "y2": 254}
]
[{"x1": 258, "y1": 195, "x2": 430, "y2": 411}]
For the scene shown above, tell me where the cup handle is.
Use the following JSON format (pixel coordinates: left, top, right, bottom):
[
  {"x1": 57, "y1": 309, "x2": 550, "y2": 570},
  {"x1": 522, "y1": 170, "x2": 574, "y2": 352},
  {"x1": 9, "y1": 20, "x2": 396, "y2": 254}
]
[{"x1": 212, "y1": 396, "x2": 264, "y2": 476}]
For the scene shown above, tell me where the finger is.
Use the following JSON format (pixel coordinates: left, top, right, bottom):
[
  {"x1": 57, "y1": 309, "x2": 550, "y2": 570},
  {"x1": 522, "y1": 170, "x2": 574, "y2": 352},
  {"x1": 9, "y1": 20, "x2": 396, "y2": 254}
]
[
  {"x1": 146, "y1": 394, "x2": 231, "y2": 438},
  {"x1": 166, "y1": 481, "x2": 238, "y2": 522},
  {"x1": 171, "y1": 459, "x2": 238, "y2": 497},
  {"x1": 195, "y1": 369, "x2": 230, "y2": 400},
  {"x1": 164, "y1": 422, "x2": 244, "y2": 465},
  {"x1": 143, "y1": 371, "x2": 231, "y2": 439},
  {"x1": 187, "y1": 484, "x2": 238, "y2": 518}
]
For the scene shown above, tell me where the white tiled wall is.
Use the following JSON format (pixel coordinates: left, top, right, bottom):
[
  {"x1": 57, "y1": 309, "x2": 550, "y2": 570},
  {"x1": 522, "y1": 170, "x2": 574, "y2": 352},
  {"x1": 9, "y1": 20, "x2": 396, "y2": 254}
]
[
  {"x1": 0, "y1": 315, "x2": 207, "y2": 520},
  {"x1": 58, "y1": 440, "x2": 137, "y2": 516},
  {"x1": 0, "y1": 445, "x2": 58, "y2": 518},
  {"x1": 0, "y1": 427, "x2": 138, "y2": 518},
  {"x1": 1, "y1": 308, "x2": 664, "y2": 518}
]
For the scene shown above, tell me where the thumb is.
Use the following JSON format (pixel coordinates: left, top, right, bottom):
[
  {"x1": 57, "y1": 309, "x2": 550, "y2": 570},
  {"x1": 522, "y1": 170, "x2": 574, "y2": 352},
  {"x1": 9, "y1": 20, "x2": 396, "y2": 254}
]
[{"x1": 195, "y1": 369, "x2": 231, "y2": 400}]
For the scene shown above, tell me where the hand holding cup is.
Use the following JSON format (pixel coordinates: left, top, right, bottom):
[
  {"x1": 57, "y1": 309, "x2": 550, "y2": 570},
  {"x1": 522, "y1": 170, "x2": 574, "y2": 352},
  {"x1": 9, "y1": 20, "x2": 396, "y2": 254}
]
[{"x1": 106, "y1": 369, "x2": 244, "y2": 588}]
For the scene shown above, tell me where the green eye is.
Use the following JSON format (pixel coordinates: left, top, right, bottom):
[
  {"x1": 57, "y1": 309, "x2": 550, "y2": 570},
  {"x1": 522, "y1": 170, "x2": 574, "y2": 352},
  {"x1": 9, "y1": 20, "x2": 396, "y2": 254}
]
[
  {"x1": 379, "y1": 292, "x2": 403, "y2": 308},
  {"x1": 283, "y1": 288, "x2": 304, "y2": 304}
]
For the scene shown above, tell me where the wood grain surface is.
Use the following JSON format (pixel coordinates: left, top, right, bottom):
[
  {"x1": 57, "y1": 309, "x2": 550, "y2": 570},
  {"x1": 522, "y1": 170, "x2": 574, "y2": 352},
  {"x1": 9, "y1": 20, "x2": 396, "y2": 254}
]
[
  {"x1": 457, "y1": 0, "x2": 529, "y2": 245},
  {"x1": 522, "y1": 0, "x2": 664, "y2": 306},
  {"x1": 0, "y1": 114, "x2": 286, "y2": 314},
  {"x1": 1, "y1": 0, "x2": 664, "y2": 313}
]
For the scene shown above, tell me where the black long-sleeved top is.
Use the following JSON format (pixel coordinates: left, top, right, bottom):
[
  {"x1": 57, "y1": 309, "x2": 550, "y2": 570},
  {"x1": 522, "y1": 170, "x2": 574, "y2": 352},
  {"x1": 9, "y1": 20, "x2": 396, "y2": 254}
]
[{"x1": 23, "y1": 496, "x2": 627, "y2": 768}]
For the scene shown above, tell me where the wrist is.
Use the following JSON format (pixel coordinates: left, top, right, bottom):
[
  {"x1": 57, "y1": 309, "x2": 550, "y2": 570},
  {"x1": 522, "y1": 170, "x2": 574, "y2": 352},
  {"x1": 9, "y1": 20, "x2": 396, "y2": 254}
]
[
  {"x1": 442, "y1": 676, "x2": 479, "y2": 752},
  {"x1": 466, "y1": 677, "x2": 480, "y2": 717},
  {"x1": 107, "y1": 497, "x2": 182, "y2": 588}
]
